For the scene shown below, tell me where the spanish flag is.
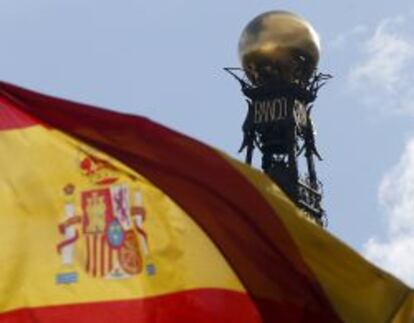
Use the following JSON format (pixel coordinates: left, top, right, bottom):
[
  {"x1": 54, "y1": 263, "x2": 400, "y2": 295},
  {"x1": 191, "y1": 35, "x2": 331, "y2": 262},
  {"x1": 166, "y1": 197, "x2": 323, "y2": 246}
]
[{"x1": 0, "y1": 81, "x2": 412, "y2": 323}]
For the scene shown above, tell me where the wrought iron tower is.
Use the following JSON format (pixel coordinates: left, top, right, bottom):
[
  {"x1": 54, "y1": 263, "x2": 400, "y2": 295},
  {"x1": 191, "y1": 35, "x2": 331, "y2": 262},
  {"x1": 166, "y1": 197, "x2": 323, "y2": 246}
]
[{"x1": 226, "y1": 11, "x2": 331, "y2": 225}]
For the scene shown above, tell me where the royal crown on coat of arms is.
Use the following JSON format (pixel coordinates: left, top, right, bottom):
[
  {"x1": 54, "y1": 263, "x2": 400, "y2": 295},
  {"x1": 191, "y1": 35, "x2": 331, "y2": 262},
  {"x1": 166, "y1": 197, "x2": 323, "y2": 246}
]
[{"x1": 56, "y1": 152, "x2": 154, "y2": 283}]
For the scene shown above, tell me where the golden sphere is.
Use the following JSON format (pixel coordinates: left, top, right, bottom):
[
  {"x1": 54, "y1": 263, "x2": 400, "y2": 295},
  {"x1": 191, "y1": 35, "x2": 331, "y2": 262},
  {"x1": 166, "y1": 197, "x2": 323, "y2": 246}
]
[{"x1": 239, "y1": 11, "x2": 321, "y2": 84}]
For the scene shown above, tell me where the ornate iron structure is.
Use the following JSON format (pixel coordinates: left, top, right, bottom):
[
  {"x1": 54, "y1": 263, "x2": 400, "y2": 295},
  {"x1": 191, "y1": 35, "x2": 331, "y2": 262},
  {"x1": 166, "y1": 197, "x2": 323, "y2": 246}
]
[{"x1": 225, "y1": 67, "x2": 331, "y2": 226}]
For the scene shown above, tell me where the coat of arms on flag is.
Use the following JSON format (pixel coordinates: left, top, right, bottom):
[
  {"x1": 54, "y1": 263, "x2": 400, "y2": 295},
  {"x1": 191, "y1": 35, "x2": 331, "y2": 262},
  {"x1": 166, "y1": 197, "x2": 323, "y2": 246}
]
[{"x1": 56, "y1": 151, "x2": 153, "y2": 282}]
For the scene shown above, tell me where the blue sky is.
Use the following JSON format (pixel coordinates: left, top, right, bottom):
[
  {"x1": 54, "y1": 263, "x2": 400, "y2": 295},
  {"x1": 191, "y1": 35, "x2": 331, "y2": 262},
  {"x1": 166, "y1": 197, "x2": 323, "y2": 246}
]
[{"x1": 2, "y1": 1, "x2": 414, "y2": 285}]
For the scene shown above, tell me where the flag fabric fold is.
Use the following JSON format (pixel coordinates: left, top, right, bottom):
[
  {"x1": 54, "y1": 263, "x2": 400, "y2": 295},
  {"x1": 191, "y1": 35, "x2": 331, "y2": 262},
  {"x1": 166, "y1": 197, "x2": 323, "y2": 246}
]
[{"x1": 0, "y1": 81, "x2": 412, "y2": 323}]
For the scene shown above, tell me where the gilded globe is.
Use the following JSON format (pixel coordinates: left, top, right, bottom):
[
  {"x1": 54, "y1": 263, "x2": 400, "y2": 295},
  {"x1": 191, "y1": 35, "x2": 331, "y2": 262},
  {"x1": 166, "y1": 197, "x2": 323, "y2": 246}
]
[{"x1": 239, "y1": 11, "x2": 321, "y2": 84}]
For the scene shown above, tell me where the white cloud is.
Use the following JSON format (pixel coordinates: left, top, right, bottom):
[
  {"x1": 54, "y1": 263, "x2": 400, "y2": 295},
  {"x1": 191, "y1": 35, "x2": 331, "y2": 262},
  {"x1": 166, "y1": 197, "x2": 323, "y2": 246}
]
[
  {"x1": 330, "y1": 24, "x2": 367, "y2": 50},
  {"x1": 364, "y1": 139, "x2": 414, "y2": 286},
  {"x1": 348, "y1": 16, "x2": 414, "y2": 115},
  {"x1": 357, "y1": 14, "x2": 414, "y2": 287}
]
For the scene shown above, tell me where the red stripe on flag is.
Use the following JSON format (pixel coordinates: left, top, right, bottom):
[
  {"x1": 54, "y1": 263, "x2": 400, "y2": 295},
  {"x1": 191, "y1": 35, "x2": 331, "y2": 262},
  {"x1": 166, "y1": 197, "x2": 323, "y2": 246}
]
[
  {"x1": 0, "y1": 289, "x2": 261, "y2": 323},
  {"x1": 0, "y1": 90, "x2": 43, "y2": 130},
  {"x1": 0, "y1": 97, "x2": 38, "y2": 131}
]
